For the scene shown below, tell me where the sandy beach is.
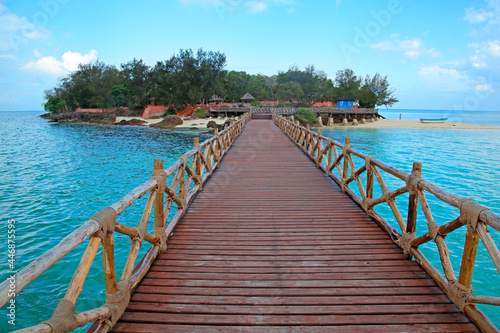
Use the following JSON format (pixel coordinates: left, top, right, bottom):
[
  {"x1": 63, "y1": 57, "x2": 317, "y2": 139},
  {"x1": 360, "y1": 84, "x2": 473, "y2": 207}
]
[{"x1": 326, "y1": 119, "x2": 500, "y2": 130}]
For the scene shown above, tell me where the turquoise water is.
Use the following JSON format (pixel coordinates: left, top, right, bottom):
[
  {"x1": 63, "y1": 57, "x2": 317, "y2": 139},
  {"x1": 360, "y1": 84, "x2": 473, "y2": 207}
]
[
  {"x1": 0, "y1": 111, "x2": 211, "y2": 332},
  {"x1": 382, "y1": 108, "x2": 500, "y2": 127},
  {"x1": 0, "y1": 110, "x2": 499, "y2": 331}
]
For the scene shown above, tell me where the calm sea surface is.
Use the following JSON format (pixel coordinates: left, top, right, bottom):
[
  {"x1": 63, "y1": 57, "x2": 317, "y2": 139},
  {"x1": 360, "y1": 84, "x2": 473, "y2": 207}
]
[
  {"x1": 381, "y1": 108, "x2": 500, "y2": 126},
  {"x1": 0, "y1": 110, "x2": 499, "y2": 331}
]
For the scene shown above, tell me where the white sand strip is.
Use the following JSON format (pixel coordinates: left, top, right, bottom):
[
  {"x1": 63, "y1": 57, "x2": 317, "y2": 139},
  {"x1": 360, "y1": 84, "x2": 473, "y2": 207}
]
[{"x1": 326, "y1": 119, "x2": 499, "y2": 130}]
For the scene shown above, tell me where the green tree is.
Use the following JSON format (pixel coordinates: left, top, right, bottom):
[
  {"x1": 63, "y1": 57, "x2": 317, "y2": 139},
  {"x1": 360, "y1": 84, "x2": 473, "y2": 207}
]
[
  {"x1": 111, "y1": 85, "x2": 129, "y2": 107},
  {"x1": 276, "y1": 65, "x2": 334, "y2": 102},
  {"x1": 121, "y1": 58, "x2": 151, "y2": 109},
  {"x1": 150, "y1": 59, "x2": 177, "y2": 107},
  {"x1": 44, "y1": 97, "x2": 67, "y2": 113},
  {"x1": 358, "y1": 73, "x2": 399, "y2": 108},
  {"x1": 44, "y1": 60, "x2": 122, "y2": 110},
  {"x1": 195, "y1": 49, "x2": 226, "y2": 107},
  {"x1": 248, "y1": 75, "x2": 272, "y2": 101},
  {"x1": 333, "y1": 68, "x2": 362, "y2": 100},
  {"x1": 222, "y1": 71, "x2": 251, "y2": 103},
  {"x1": 157, "y1": 49, "x2": 226, "y2": 107},
  {"x1": 294, "y1": 108, "x2": 319, "y2": 124},
  {"x1": 275, "y1": 81, "x2": 304, "y2": 101}
]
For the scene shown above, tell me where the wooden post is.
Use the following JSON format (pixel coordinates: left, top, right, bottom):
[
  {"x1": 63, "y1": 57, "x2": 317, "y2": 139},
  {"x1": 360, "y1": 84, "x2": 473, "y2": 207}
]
[
  {"x1": 179, "y1": 162, "x2": 186, "y2": 202},
  {"x1": 153, "y1": 159, "x2": 164, "y2": 227},
  {"x1": 64, "y1": 236, "x2": 101, "y2": 304},
  {"x1": 327, "y1": 140, "x2": 333, "y2": 172},
  {"x1": 194, "y1": 138, "x2": 202, "y2": 189},
  {"x1": 102, "y1": 233, "x2": 118, "y2": 295},
  {"x1": 214, "y1": 131, "x2": 220, "y2": 162},
  {"x1": 406, "y1": 162, "x2": 421, "y2": 235},
  {"x1": 366, "y1": 162, "x2": 374, "y2": 200},
  {"x1": 343, "y1": 138, "x2": 350, "y2": 180},
  {"x1": 153, "y1": 159, "x2": 166, "y2": 253},
  {"x1": 458, "y1": 229, "x2": 480, "y2": 286}
]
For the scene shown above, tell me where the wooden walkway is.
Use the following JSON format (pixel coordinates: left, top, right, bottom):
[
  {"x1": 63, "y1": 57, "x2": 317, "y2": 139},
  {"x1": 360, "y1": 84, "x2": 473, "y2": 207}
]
[{"x1": 111, "y1": 120, "x2": 478, "y2": 332}]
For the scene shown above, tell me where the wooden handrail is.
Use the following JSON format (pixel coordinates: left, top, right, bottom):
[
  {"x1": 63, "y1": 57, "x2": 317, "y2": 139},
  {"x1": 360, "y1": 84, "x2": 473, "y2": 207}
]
[
  {"x1": 4, "y1": 113, "x2": 251, "y2": 333},
  {"x1": 272, "y1": 113, "x2": 500, "y2": 333}
]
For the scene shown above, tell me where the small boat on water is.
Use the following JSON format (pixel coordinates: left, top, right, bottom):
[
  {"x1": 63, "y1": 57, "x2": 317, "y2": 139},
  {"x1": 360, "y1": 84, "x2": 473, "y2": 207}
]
[{"x1": 419, "y1": 118, "x2": 448, "y2": 123}]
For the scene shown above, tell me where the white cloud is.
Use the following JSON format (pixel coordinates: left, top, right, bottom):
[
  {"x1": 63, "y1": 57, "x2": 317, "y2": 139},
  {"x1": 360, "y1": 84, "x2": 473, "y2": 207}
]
[
  {"x1": 177, "y1": 0, "x2": 294, "y2": 14},
  {"x1": 370, "y1": 38, "x2": 441, "y2": 60},
  {"x1": 464, "y1": 7, "x2": 493, "y2": 24},
  {"x1": 418, "y1": 65, "x2": 470, "y2": 91},
  {"x1": 245, "y1": 1, "x2": 267, "y2": 13},
  {"x1": 486, "y1": 40, "x2": 500, "y2": 56},
  {"x1": 22, "y1": 50, "x2": 98, "y2": 76},
  {"x1": 0, "y1": 3, "x2": 50, "y2": 51},
  {"x1": 471, "y1": 55, "x2": 487, "y2": 68},
  {"x1": 476, "y1": 84, "x2": 491, "y2": 92},
  {"x1": 467, "y1": 39, "x2": 500, "y2": 69},
  {"x1": 464, "y1": 0, "x2": 500, "y2": 38}
]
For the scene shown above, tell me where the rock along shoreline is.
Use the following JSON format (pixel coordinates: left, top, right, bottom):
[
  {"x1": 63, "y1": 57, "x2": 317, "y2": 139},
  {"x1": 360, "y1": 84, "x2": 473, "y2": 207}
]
[{"x1": 40, "y1": 112, "x2": 233, "y2": 131}]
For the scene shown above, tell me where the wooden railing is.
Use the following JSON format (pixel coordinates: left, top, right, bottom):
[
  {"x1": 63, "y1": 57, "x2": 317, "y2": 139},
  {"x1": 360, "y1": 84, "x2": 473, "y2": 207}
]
[
  {"x1": 0, "y1": 113, "x2": 251, "y2": 333},
  {"x1": 273, "y1": 113, "x2": 500, "y2": 333}
]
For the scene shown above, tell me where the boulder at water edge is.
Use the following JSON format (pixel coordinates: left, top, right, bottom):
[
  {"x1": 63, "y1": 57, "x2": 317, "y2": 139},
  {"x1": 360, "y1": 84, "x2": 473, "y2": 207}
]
[{"x1": 150, "y1": 115, "x2": 183, "y2": 129}]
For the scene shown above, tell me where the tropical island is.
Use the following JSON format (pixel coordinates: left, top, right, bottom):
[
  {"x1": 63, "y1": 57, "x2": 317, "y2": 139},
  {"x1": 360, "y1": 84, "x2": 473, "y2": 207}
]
[
  {"x1": 41, "y1": 48, "x2": 499, "y2": 131},
  {"x1": 41, "y1": 48, "x2": 399, "y2": 127}
]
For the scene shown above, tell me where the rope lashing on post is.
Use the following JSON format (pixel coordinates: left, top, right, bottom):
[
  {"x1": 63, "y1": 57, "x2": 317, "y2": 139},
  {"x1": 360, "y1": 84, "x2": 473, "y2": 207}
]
[
  {"x1": 364, "y1": 156, "x2": 373, "y2": 173},
  {"x1": 459, "y1": 198, "x2": 489, "y2": 231},
  {"x1": 41, "y1": 299, "x2": 78, "y2": 333},
  {"x1": 133, "y1": 211, "x2": 149, "y2": 246},
  {"x1": 427, "y1": 220, "x2": 441, "y2": 241},
  {"x1": 405, "y1": 167, "x2": 422, "y2": 196},
  {"x1": 91, "y1": 207, "x2": 117, "y2": 240},
  {"x1": 103, "y1": 279, "x2": 130, "y2": 328},
  {"x1": 398, "y1": 231, "x2": 416, "y2": 256},
  {"x1": 448, "y1": 279, "x2": 473, "y2": 312}
]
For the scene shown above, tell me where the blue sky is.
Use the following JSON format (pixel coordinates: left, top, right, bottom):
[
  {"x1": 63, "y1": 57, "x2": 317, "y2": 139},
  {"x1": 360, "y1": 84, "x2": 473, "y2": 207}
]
[{"x1": 0, "y1": 0, "x2": 499, "y2": 111}]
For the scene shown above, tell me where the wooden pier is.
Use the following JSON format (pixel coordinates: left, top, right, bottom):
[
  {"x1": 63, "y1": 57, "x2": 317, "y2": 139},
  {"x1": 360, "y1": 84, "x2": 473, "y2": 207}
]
[
  {"x1": 3, "y1": 113, "x2": 500, "y2": 333},
  {"x1": 112, "y1": 119, "x2": 478, "y2": 332}
]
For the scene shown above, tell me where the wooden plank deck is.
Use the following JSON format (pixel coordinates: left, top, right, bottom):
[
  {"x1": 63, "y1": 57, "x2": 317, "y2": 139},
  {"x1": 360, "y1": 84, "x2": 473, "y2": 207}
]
[{"x1": 111, "y1": 119, "x2": 479, "y2": 332}]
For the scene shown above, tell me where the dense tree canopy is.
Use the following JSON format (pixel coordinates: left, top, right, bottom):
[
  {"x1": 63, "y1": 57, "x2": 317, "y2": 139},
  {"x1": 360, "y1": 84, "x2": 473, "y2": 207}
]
[
  {"x1": 333, "y1": 68, "x2": 399, "y2": 108},
  {"x1": 44, "y1": 49, "x2": 398, "y2": 112}
]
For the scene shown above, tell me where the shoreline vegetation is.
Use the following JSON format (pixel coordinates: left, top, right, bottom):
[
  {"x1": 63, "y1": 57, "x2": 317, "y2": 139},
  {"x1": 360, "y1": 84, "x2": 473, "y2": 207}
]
[
  {"x1": 43, "y1": 48, "x2": 399, "y2": 116},
  {"x1": 40, "y1": 112, "x2": 500, "y2": 130}
]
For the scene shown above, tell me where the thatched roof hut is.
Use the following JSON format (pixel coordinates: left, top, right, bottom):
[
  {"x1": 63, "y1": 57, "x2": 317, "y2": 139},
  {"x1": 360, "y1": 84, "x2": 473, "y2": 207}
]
[{"x1": 240, "y1": 93, "x2": 255, "y2": 102}]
